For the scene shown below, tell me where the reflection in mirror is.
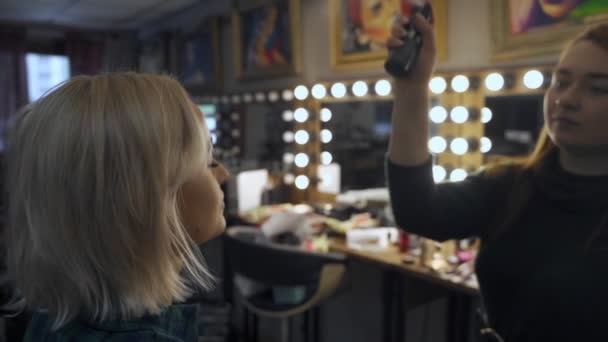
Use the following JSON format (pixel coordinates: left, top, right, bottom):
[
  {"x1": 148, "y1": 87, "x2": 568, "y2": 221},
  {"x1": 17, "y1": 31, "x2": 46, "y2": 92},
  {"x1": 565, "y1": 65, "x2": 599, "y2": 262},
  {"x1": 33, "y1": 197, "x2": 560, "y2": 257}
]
[
  {"x1": 484, "y1": 95, "x2": 544, "y2": 157},
  {"x1": 241, "y1": 103, "x2": 293, "y2": 170},
  {"x1": 321, "y1": 100, "x2": 393, "y2": 191}
]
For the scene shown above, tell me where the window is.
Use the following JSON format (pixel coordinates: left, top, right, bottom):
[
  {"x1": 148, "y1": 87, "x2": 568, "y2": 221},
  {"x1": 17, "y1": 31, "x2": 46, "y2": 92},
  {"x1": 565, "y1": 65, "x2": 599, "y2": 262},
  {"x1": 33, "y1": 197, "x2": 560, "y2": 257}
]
[
  {"x1": 26, "y1": 53, "x2": 70, "y2": 103},
  {"x1": 198, "y1": 104, "x2": 218, "y2": 144}
]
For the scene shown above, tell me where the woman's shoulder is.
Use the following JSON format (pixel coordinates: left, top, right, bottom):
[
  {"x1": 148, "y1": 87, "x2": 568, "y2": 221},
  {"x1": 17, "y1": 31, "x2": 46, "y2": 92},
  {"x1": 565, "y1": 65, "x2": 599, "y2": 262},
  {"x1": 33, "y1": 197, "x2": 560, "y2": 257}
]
[{"x1": 24, "y1": 304, "x2": 200, "y2": 341}]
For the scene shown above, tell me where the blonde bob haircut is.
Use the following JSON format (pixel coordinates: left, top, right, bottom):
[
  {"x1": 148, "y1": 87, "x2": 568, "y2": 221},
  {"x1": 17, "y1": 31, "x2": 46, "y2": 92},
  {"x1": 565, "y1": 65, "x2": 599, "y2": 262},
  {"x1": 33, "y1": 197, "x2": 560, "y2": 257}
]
[{"x1": 7, "y1": 72, "x2": 215, "y2": 329}]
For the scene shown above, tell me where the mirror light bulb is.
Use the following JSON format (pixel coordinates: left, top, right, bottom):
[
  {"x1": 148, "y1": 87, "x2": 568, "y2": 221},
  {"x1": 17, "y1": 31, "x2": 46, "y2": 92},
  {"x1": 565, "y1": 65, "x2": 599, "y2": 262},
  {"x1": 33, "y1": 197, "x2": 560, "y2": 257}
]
[
  {"x1": 429, "y1": 77, "x2": 447, "y2": 94},
  {"x1": 294, "y1": 85, "x2": 309, "y2": 100},
  {"x1": 352, "y1": 81, "x2": 369, "y2": 97},
  {"x1": 295, "y1": 175, "x2": 310, "y2": 189},
  {"x1": 428, "y1": 136, "x2": 447, "y2": 153},
  {"x1": 450, "y1": 169, "x2": 468, "y2": 182},
  {"x1": 451, "y1": 75, "x2": 470, "y2": 93},
  {"x1": 450, "y1": 106, "x2": 469, "y2": 124},
  {"x1": 321, "y1": 151, "x2": 333, "y2": 165},
  {"x1": 433, "y1": 165, "x2": 447, "y2": 183},
  {"x1": 450, "y1": 138, "x2": 469, "y2": 155},
  {"x1": 375, "y1": 79, "x2": 392, "y2": 96},
  {"x1": 311, "y1": 84, "x2": 327, "y2": 99},
  {"x1": 523, "y1": 70, "x2": 544, "y2": 90},
  {"x1": 485, "y1": 73, "x2": 505, "y2": 91},
  {"x1": 294, "y1": 130, "x2": 310, "y2": 144},
  {"x1": 320, "y1": 108, "x2": 332, "y2": 122},
  {"x1": 294, "y1": 108, "x2": 309, "y2": 123},
  {"x1": 430, "y1": 106, "x2": 448, "y2": 124},
  {"x1": 331, "y1": 82, "x2": 347, "y2": 98}
]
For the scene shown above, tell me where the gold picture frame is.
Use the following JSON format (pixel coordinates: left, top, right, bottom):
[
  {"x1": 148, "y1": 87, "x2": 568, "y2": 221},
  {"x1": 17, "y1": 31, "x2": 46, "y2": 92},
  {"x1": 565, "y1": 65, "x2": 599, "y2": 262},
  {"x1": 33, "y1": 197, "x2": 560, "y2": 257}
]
[
  {"x1": 330, "y1": 0, "x2": 448, "y2": 71},
  {"x1": 232, "y1": 0, "x2": 301, "y2": 80},
  {"x1": 490, "y1": 0, "x2": 608, "y2": 62}
]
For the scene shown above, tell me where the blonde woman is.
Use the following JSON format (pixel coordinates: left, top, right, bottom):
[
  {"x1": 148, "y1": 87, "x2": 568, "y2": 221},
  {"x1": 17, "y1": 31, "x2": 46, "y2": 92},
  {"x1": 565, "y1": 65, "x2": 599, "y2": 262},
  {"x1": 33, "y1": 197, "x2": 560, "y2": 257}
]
[{"x1": 6, "y1": 72, "x2": 229, "y2": 341}]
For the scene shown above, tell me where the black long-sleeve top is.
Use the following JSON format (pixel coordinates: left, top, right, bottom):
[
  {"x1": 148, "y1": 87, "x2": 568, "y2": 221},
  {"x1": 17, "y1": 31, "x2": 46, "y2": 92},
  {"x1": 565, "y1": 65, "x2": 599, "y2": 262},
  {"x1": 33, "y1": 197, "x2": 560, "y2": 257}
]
[{"x1": 387, "y1": 156, "x2": 608, "y2": 341}]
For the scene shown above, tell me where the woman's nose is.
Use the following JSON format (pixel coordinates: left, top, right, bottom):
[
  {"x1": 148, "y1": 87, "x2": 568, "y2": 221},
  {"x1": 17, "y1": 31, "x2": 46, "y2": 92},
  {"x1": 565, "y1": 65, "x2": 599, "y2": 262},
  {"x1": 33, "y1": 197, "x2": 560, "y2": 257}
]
[{"x1": 555, "y1": 85, "x2": 582, "y2": 111}]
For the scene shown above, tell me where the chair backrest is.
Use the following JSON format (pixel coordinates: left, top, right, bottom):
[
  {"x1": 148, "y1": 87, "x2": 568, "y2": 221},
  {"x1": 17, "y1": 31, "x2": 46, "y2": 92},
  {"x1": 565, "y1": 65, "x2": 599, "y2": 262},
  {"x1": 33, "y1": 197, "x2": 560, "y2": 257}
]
[{"x1": 224, "y1": 226, "x2": 345, "y2": 287}]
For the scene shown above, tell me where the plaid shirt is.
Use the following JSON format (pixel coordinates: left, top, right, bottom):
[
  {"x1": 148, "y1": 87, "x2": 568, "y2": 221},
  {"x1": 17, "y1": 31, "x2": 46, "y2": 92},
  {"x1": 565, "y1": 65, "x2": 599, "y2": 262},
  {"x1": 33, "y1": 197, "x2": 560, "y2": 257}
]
[{"x1": 23, "y1": 303, "x2": 200, "y2": 341}]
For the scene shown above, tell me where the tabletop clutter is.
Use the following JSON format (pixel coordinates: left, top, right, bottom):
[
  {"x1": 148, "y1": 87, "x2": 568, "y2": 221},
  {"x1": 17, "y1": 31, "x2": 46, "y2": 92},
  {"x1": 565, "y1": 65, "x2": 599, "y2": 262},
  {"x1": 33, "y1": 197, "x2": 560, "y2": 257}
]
[{"x1": 238, "y1": 199, "x2": 479, "y2": 292}]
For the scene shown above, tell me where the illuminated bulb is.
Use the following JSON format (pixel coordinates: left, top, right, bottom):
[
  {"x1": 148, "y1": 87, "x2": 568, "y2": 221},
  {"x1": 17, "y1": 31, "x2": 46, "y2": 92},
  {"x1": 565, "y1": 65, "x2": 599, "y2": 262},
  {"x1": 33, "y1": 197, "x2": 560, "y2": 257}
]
[
  {"x1": 320, "y1": 129, "x2": 333, "y2": 143},
  {"x1": 450, "y1": 106, "x2": 469, "y2": 124},
  {"x1": 295, "y1": 175, "x2": 310, "y2": 190},
  {"x1": 481, "y1": 107, "x2": 493, "y2": 123},
  {"x1": 450, "y1": 169, "x2": 468, "y2": 182},
  {"x1": 330, "y1": 82, "x2": 347, "y2": 98},
  {"x1": 480, "y1": 137, "x2": 492, "y2": 153},
  {"x1": 294, "y1": 130, "x2": 310, "y2": 144},
  {"x1": 451, "y1": 75, "x2": 470, "y2": 93},
  {"x1": 321, "y1": 151, "x2": 333, "y2": 165},
  {"x1": 428, "y1": 136, "x2": 447, "y2": 153},
  {"x1": 429, "y1": 106, "x2": 448, "y2": 123},
  {"x1": 282, "y1": 89, "x2": 294, "y2": 101},
  {"x1": 311, "y1": 83, "x2": 327, "y2": 99},
  {"x1": 523, "y1": 70, "x2": 544, "y2": 90},
  {"x1": 429, "y1": 77, "x2": 447, "y2": 94},
  {"x1": 450, "y1": 138, "x2": 469, "y2": 155},
  {"x1": 243, "y1": 93, "x2": 253, "y2": 103},
  {"x1": 294, "y1": 85, "x2": 309, "y2": 100},
  {"x1": 432, "y1": 165, "x2": 447, "y2": 183},
  {"x1": 283, "y1": 131, "x2": 294, "y2": 143},
  {"x1": 232, "y1": 95, "x2": 241, "y2": 103},
  {"x1": 352, "y1": 81, "x2": 369, "y2": 97},
  {"x1": 283, "y1": 153, "x2": 294, "y2": 164},
  {"x1": 294, "y1": 108, "x2": 309, "y2": 122},
  {"x1": 282, "y1": 110, "x2": 294, "y2": 122},
  {"x1": 268, "y1": 91, "x2": 279, "y2": 102},
  {"x1": 221, "y1": 96, "x2": 229, "y2": 104},
  {"x1": 375, "y1": 79, "x2": 392, "y2": 96},
  {"x1": 255, "y1": 92, "x2": 265, "y2": 102},
  {"x1": 485, "y1": 73, "x2": 505, "y2": 91},
  {"x1": 294, "y1": 153, "x2": 310, "y2": 168},
  {"x1": 283, "y1": 173, "x2": 295, "y2": 184},
  {"x1": 320, "y1": 108, "x2": 332, "y2": 122}
]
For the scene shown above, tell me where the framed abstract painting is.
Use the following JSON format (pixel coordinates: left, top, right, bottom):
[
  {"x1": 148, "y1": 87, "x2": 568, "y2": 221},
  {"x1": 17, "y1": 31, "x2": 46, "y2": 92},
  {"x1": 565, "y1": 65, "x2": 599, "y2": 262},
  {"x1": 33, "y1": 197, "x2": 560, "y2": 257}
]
[
  {"x1": 330, "y1": 0, "x2": 448, "y2": 71},
  {"x1": 232, "y1": 0, "x2": 301, "y2": 79},
  {"x1": 490, "y1": 0, "x2": 608, "y2": 61}
]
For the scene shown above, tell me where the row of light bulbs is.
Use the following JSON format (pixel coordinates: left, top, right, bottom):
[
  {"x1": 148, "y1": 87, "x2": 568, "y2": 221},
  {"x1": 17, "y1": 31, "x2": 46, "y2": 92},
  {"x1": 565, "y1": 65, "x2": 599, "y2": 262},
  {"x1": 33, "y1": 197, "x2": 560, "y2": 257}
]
[
  {"x1": 282, "y1": 160, "x2": 472, "y2": 190},
  {"x1": 199, "y1": 68, "x2": 550, "y2": 105},
  {"x1": 283, "y1": 150, "x2": 333, "y2": 167},
  {"x1": 294, "y1": 80, "x2": 393, "y2": 100},
  {"x1": 429, "y1": 69, "x2": 549, "y2": 94},
  {"x1": 282, "y1": 129, "x2": 333, "y2": 144},
  {"x1": 430, "y1": 106, "x2": 493, "y2": 124},
  {"x1": 282, "y1": 108, "x2": 333, "y2": 123},
  {"x1": 433, "y1": 165, "x2": 472, "y2": 183},
  {"x1": 200, "y1": 89, "x2": 296, "y2": 104},
  {"x1": 429, "y1": 136, "x2": 492, "y2": 155},
  {"x1": 282, "y1": 154, "x2": 473, "y2": 190}
]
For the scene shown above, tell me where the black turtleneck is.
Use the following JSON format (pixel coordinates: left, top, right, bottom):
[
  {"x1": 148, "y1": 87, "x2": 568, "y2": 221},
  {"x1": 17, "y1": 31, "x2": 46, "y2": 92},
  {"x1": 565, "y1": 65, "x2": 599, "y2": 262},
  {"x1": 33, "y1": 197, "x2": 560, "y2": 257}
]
[{"x1": 387, "y1": 155, "x2": 608, "y2": 341}]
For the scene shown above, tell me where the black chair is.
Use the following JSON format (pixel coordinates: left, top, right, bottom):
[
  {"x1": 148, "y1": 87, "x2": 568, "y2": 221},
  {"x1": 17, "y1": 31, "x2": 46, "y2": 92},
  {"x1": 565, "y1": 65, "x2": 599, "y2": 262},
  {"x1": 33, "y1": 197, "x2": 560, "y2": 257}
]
[{"x1": 224, "y1": 226, "x2": 347, "y2": 342}]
